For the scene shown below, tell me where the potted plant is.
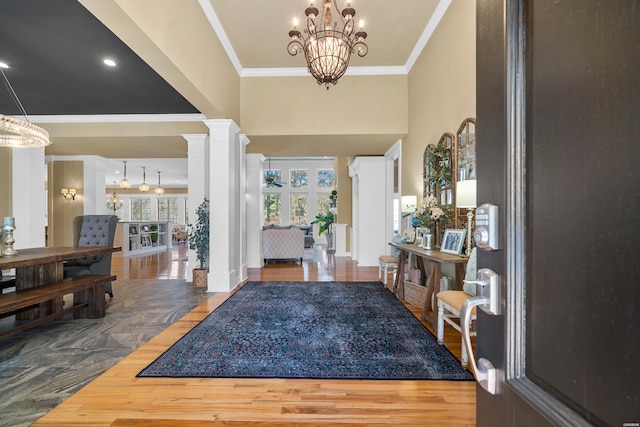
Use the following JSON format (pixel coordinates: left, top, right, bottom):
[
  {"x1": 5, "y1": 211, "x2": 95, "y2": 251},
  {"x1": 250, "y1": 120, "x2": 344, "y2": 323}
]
[
  {"x1": 312, "y1": 210, "x2": 335, "y2": 254},
  {"x1": 189, "y1": 198, "x2": 210, "y2": 287}
]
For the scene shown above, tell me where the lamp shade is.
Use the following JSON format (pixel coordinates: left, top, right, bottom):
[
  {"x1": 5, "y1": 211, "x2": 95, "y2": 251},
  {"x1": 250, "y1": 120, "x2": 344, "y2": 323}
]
[
  {"x1": 456, "y1": 180, "x2": 477, "y2": 208},
  {"x1": 401, "y1": 195, "x2": 418, "y2": 213}
]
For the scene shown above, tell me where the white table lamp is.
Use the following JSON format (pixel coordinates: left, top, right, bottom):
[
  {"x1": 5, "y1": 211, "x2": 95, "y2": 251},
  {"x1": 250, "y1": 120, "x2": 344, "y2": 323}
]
[
  {"x1": 401, "y1": 195, "x2": 418, "y2": 213},
  {"x1": 456, "y1": 180, "x2": 477, "y2": 256}
]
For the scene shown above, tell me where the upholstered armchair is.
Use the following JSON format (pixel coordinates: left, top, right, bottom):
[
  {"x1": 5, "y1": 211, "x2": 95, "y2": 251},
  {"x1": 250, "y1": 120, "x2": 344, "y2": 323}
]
[
  {"x1": 262, "y1": 227, "x2": 305, "y2": 264},
  {"x1": 63, "y1": 215, "x2": 118, "y2": 297}
]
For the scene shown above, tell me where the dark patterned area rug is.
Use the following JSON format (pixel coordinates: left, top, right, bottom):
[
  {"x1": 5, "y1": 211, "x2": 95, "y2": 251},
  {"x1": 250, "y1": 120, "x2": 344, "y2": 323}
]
[{"x1": 138, "y1": 281, "x2": 473, "y2": 380}]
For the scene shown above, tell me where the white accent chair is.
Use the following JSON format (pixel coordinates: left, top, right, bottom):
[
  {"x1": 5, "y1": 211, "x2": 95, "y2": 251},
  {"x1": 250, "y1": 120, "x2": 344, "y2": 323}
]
[
  {"x1": 436, "y1": 247, "x2": 477, "y2": 367},
  {"x1": 262, "y1": 226, "x2": 305, "y2": 264}
]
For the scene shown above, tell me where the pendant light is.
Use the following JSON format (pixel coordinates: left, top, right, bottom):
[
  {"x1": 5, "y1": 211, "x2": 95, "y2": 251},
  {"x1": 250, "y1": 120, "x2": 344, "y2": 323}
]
[
  {"x1": 119, "y1": 161, "x2": 131, "y2": 189},
  {"x1": 138, "y1": 166, "x2": 149, "y2": 192},
  {"x1": 155, "y1": 171, "x2": 164, "y2": 195}
]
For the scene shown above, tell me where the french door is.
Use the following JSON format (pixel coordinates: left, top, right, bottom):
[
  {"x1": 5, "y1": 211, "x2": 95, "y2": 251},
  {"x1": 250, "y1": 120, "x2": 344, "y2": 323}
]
[{"x1": 474, "y1": 0, "x2": 640, "y2": 426}]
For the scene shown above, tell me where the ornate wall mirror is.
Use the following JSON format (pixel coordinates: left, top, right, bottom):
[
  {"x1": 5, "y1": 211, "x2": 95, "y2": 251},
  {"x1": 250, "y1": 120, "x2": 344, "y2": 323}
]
[
  {"x1": 455, "y1": 117, "x2": 476, "y2": 232},
  {"x1": 423, "y1": 132, "x2": 455, "y2": 244},
  {"x1": 456, "y1": 118, "x2": 476, "y2": 182}
]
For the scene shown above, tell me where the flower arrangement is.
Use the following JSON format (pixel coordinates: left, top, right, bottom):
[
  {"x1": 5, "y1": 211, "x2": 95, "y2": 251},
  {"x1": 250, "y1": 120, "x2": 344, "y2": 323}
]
[{"x1": 412, "y1": 196, "x2": 447, "y2": 230}]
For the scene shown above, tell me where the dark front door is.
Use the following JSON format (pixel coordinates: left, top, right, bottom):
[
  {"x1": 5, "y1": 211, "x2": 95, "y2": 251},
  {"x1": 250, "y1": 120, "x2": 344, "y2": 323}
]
[{"x1": 475, "y1": 1, "x2": 640, "y2": 426}]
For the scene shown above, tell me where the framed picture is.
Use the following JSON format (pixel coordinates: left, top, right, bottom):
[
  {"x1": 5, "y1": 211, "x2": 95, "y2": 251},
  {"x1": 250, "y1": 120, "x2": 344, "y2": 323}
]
[
  {"x1": 440, "y1": 228, "x2": 466, "y2": 255},
  {"x1": 416, "y1": 227, "x2": 429, "y2": 239}
]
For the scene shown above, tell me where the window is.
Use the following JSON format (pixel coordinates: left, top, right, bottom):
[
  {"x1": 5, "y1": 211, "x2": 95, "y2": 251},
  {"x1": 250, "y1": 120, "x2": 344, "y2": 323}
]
[
  {"x1": 263, "y1": 194, "x2": 282, "y2": 225},
  {"x1": 289, "y1": 169, "x2": 308, "y2": 188},
  {"x1": 290, "y1": 194, "x2": 308, "y2": 226},
  {"x1": 158, "y1": 198, "x2": 179, "y2": 224},
  {"x1": 263, "y1": 169, "x2": 283, "y2": 188},
  {"x1": 261, "y1": 159, "x2": 335, "y2": 228},
  {"x1": 317, "y1": 169, "x2": 335, "y2": 188},
  {"x1": 317, "y1": 194, "x2": 331, "y2": 216},
  {"x1": 130, "y1": 198, "x2": 151, "y2": 221}
]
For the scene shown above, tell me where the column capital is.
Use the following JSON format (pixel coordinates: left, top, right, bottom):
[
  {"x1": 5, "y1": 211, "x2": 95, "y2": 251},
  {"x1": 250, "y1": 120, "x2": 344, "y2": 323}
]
[
  {"x1": 203, "y1": 119, "x2": 240, "y2": 135},
  {"x1": 181, "y1": 133, "x2": 208, "y2": 144}
]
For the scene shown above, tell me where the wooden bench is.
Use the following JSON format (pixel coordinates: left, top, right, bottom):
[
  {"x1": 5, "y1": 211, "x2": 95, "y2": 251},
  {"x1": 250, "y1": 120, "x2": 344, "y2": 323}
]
[
  {"x1": 0, "y1": 274, "x2": 116, "y2": 339},
  {"x1": 0, "y1": 275, "x2": 16, "y2": 293}
]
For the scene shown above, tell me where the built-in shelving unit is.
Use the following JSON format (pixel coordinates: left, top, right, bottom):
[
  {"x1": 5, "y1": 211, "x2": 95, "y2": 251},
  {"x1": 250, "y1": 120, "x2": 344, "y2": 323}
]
[{"x1": 114, "y1": 222, "x2": 171, "y2": 257}]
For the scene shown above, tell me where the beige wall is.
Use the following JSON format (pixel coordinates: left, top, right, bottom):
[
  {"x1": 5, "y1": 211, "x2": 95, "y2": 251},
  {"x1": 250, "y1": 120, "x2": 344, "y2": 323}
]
[
  {"x1": 48, "y1": 161, "x2": 84, "y2": 247},
  {"x1": 404, "y1": 0, "x2": 476, "y2": 199},
  {"x1": 240, "y1": 75, "x2": 408, "y2": 138},
  {"x1": 335, "y1": 156, "x2": 353, "y2": 251}
]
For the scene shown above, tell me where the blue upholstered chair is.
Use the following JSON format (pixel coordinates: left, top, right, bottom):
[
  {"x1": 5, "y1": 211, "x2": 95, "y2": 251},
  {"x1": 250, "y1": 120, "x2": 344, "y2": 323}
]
[{"x1": 63, "y1": 215, "x2": 118, "y2": 297}]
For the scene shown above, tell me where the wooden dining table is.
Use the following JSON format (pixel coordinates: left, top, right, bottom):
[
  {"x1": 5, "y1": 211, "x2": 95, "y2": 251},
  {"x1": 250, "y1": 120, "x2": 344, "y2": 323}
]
[
  {"x1": 389, "y1": 242, "x2": 468, "y2": 327},
  {"x1": 0, "y1": 246, "x2": 121, "y2": 320}
]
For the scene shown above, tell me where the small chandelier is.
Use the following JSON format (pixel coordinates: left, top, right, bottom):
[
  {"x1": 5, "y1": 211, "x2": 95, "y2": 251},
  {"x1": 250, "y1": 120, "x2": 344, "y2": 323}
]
[
  {"x1": 287, "y1": 0, "x2": 368, "y2": 89},
  {"x1": 106, "y1": 181, "x2": 123, "y2": 214},
  {"x1": 138, "y1": 166, "x2": 149, "y2": 192},
  {"x1": 119, "y1": 160, "x2": 131, "y2": 189},
  {"x1": 154, "y1": 171, "x2": 164, "y2": 195},
  {"x1": 0, "y1": 66, "x2": 51, "y2": 148}
]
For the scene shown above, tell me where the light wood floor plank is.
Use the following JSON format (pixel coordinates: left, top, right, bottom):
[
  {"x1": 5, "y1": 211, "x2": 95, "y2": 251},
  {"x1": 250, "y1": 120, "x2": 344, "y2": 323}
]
[{"x1": 33, "y1": 246, "x2": 476, "y2": 426}]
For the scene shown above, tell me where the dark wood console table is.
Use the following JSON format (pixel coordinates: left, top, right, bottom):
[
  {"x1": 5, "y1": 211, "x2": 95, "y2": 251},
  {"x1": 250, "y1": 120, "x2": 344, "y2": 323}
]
[{"x1": 389, "y1": 242, "x2": 468, "y2": 327}]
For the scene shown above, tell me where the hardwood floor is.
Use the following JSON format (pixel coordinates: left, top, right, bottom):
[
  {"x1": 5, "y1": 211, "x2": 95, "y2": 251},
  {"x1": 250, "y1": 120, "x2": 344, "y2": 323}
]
[{"x1": 33, "y1": 245, "x2": 477, "y2": 426}]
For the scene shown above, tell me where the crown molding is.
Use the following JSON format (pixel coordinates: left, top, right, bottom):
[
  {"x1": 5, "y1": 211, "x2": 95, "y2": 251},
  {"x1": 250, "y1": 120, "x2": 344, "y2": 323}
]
[
  {"x1": 200, "y1": 0, "x2": 451, "y2": 79},
  {"x1": 405, "y1": 0, "x2": 452, "y2": 72},
  {"x1": 241, "y1": 66, "x2": 408, "y2": 78},
  {"x1": 25, "y1": 114, "x2": 207, "y2": 124}
]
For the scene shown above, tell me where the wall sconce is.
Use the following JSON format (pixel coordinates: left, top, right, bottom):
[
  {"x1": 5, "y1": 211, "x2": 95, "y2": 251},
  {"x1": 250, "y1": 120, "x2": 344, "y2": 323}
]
[{"x1": 61, "y1": 188, "x2": 77, "y2": 201}]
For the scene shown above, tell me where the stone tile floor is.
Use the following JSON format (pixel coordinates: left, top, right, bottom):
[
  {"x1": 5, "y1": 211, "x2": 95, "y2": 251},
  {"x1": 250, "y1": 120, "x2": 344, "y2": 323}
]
[{"x1": 0, "y1": 279, "x2": 211, "y2": 427}]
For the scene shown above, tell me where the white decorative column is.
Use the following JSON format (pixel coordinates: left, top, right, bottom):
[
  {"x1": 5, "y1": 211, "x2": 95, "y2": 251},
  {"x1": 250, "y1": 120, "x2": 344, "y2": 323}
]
[
  {"x1": 238, "y1": 134, "x2": 250, "y2": 283},
  {"x1": 349, "y1": 157, "x2": 387, "y2": 266},
  {"x1": 204, "y1": 119, "x2": 242, "y2": 293},
  {"x1": 245, "y1": 153, "x2": 265, "y2": 268},
  {"x1": 184, "y1": 133, "x2": 209, "y2": 282},
  {"x1": 12, "y1": 147, "x2": 46, "y2": 248},
  {"x1": 333, "y1": 223, "x2": 348, "y2": 256},
  {"x1": 81, "y1": 156, "x2": 107, "y2": 215}
]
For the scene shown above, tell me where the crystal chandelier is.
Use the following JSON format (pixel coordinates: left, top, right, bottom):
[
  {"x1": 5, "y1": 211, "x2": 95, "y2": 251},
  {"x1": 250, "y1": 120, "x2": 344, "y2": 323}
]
[
  {"x1": 287, "y1": 0, "x2": 368, "y2": 89},
  {"x1": 0, "y1": 67, "x2": 51, "y2": 148},
  {"x1": 106, "y1": 181, "x2": 123, "y2": 214}
]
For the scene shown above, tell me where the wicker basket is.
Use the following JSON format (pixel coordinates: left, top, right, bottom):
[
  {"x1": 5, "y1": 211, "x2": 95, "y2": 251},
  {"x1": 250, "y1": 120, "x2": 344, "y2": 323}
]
[
  {"x1": 403, "y1": 280, "x2": 427, "y2": 308},
  {"x1": 192, "y1": 269, "x2": 208, "y2": 288}
]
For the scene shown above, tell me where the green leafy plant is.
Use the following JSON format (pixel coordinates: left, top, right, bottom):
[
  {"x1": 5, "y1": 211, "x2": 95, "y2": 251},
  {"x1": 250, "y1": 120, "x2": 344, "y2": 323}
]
[
  {"x1": 311, "y1": 210, "x2": 334, "y2": 235},
  {"x1": 425, "y1": 142, "x2": 452, "y2": 190},
  {"x1": 189, "y1": 198, "x2": 210, "y2": 270}
]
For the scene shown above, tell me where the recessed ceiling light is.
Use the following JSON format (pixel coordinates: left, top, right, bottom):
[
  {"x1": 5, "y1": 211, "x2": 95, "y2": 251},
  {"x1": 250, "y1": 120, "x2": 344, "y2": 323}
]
[
  {"x1": 0, "y1": 62, "x2": 9, "y2": 69},
  {"x1": 103, "y1": 59, "x2": 117, "y2": 67}
]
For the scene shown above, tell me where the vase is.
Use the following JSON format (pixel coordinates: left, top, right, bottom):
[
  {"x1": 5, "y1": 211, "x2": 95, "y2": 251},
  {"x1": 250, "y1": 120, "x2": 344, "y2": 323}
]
[
  {"x1": 423, "y1": 233, "x2": 433, "y2": 250},
  {"x1": 326, "y1": 232, "x2": 335, "y2": 254},
  {"x1": 192, "y1": 268, "x2": 208, "y2": 288}
]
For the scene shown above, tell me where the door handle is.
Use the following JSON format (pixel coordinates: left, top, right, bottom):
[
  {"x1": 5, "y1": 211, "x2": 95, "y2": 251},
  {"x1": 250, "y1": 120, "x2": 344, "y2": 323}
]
[{"x1": 461, "y1": 268, "x2": 499, "y2": 395}]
